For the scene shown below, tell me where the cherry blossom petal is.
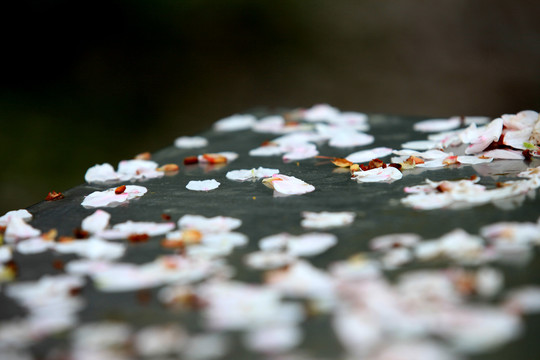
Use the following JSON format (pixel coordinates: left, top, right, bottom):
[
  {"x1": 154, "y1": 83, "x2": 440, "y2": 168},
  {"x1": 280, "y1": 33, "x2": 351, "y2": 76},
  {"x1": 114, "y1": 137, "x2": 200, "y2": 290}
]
[
  {"x1": 287, "y1": 233, "x2": 338, "y2": 257},
  {"x1": 300, "y1": 211, "x2": 355, "y2": 229},
  {"x1": 346, "y1": 147, "x2": 393, "y2": 163},
  {"x1": 282, "y1": 143, "x2": 319, "y2": 161},
  {"x1": 16, "y1": 237, "x2": 55, "y2": 254},
  {"x1": 504, "y1": 287, "x2": 540, "y2": 314},
  {"x1": 134, "y1": 324, "x2": 188, "y2": 357},
  {"x1": 54, "y1": 237, "x2": 126, "y2": 260},
  {"x1": 178, "y1": 215, "x2": 242, "y2": 233},
  {"x1": 186, "y1": 179, "x2": 221, "y2": 191},
  {"x1": 198, "y1": 151, "x2": 239, "y2": 163},
  {"x1": 259, "y1": 233, "x2": 291, "y2": 251},
  {"x1": 197, "y1": 280, "x2": 304, "y2": 330},
  {"x1": 302, "y1": 104, "x2": 341, "y2": 122},
  {"x1": 243, "y1": 324, "x2": 303, "y2": 354},
  {"x1": 81, "y1": 185, "x2": 147, "y2": 208},
  {"x1": 99, "y1": 221, "x2": 175, "y2": 240},
  {"x1": 393, "y1": 149, "x2": 450, "y2": 160},
  {"x1": 352, "y1": 167, "x2": 402, "y2": 183},
  {"x1": 0, "y1": 246, "x2": 13, "y2": 262},
  {"x1": 117, "y1": 159, "x2": 163, "y2": 180},
  {"x1": 262, "y1": 174, "x2": 315, "y2": 195},
  {"x1": 0, "y1": 209, "x2": 32, "y2": 227},
  {"x1": 213, "y1": 114, "x2": 256, "y2": 131},
  {"x1": 84, "y1": 163, "x2": 121, "y2": 183},
  {"x1": 456, "y1": 156, "x2": 493, "y2": 164},
  {"x1": 249, "y1": 145, "x2": 283, "y2": 157},
  {"x1": 503, "y1": 128, "x2": 532, "y2": 150},
  {"x1": 336, "y1": 112, "x2": 369, "y2": 131},
  {"x1": 414, "y1": 117, "x2": 461, "y2": 133},
  {"x1": 174, "y1": 136, "x2": 208, "y2": 149},
  {"x1": 481, "y1": 149, "x2": 524, "y2": 160},
  {"x1": 464, "y1": 118, "x2": 503, "y2": 154},
  {"x1": 226, "y1": 167, "x2": 279, "y2": 181},
  {"x1": 370, "y1": 233, "x2": 421, "y2": 251},
  {"x1": 265, "y1": 260, "x2": 335, "y2": 300},
  {"x1": 244, "y1": 251, "x2": 296, "y2": 270},
  {"x1": 4, "y1": 217, "x2": 41, "y2": 242},
  {"x1": 328, "y1": 131, "x2": 374, "y2": 148},
  {"x1": 81, "y1": 210, "x2": 111, "y2": 234},
  {"x1": 501, "y1": 110, "x2": 538, "y2": 130},
  {"x1": 368, "y1": 341, "x2": 459, "y2": 360},
  {"x1": 401, "y1": 140, "x2": 439, "y2": 150}
]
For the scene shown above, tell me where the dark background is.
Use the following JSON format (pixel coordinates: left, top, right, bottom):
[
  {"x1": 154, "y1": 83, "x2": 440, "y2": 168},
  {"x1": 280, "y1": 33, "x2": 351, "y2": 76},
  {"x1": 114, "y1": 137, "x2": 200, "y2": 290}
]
[{"x1": 1, "y1": 0, "x2": 540, "y2": 214}]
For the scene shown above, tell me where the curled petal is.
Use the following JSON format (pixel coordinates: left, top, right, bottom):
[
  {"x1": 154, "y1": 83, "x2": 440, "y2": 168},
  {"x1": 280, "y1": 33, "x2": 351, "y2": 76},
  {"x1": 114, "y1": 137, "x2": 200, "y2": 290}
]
[{"x1": 262, "y1": 174, "x2": 315, "y2": 195}]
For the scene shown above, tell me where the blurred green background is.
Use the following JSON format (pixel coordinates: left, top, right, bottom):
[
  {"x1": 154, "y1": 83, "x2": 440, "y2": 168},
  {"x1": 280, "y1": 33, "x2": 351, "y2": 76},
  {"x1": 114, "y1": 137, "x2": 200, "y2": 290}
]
[{"x1": 1, "y1": 0, "x2": 540, "y2": 214}]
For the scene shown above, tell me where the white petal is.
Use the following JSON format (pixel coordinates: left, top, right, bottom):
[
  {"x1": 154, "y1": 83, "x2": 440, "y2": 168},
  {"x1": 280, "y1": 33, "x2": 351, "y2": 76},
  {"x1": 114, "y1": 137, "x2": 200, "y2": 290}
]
[
  {"x1": 244, "y1": 251, "x2": 296, "y2": 270},
  {"x1": 300, "y1": 211, "x2": 355, "y2": 229},
  {"x1": 178, "y1": 215, "x2": 241, "y2": 233},
  {"x1": 352, "y1": 167, "x2": 402, "y2": 183},
  {"x1": 263, "y1": 174, "x2": 315, "y2": 195},
  {"x1": 0, "y1": 209, "x2": 32, "y2": 227},
  {"x1": 414, "y1": 117, "x2": 461, "y2": 133},
  {"x1": 481, "y1": 149, "x2": 524, "y2": 160},
  {"x1": 346, "y1": 147, "x2": 393, "y2": 163},
  {"x1": 81, "y1": 210, "x2": 111, "y2": 234},
  {"x1": 213, "y1": 114, "x2": 256, "y2": 131},
  {"x1": 174, "y1": 136, "x2": 208, "y2": 148},
  {"x1": 287, "y1": 233, "x2": 338, "y2": 257},
  {"x1": 186, "y1": 179, "x2": 220, "y2": 191},
  {"x1": 4, "y1": 217, "x2": 41, "y2": 242},
  {"x1": 84, "y1": 163, "x2": 120, "y2": 183},
  {"x1": 401, "y1": 140, "x2": 439, "y2": 150},
  {"x1": 328, "y1": 131, "x2": 374, "y2": 148},
  {"x1": 81, "y1": 185, "x2": 147, "y2": 208}
]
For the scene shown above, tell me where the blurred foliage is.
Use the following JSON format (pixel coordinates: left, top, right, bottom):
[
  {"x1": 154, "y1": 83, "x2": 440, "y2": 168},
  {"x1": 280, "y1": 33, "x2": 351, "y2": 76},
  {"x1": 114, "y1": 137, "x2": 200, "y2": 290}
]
[{"x1": 1, "y1": 0, "x2": 540, "y2": 213}]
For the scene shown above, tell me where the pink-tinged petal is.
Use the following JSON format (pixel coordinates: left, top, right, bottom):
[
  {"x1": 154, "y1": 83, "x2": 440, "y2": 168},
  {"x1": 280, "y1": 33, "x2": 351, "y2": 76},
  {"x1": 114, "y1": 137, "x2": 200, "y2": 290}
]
[
  {"x1": 302, "y1": 104, "x2": 341, "y2": 122},
  {"x1": 0, "y1": 209, "x2": 32, "y2": 227},
  {"x1": 226, "y1": 167, "x2": 279, "y2": 181},
  {"x1": 501, "y1": 110, "x2": 538, "y2": 130},
  {"x1": 300, "y1": 211, "x2": 355, "y2": 229},
  {"x1": 333, "y1": 310, "x2": 383, "y2": 356},
  {"x1": 328, "y1": 131, "x2": 374, "y2": 148},
  {"x1": 244, "y1": 251, "x2": 296, "y2": 270},
  {"x1": 186, "y1": 179, "x2": 220, "y2": 191},
  {"x1": 213, "y1": 114, "x2": 256, "y2": 131},
  {"x1": 4, "y1": 217, "x2": 41, "y2": 242},
  {"x1": 352, "y1": 167, "x2": 402, "y2": 183},
  {"x1": 414, "y1": 117, "x2": 461, "y2": 133},
  {"x1": 464, "y1": 118, "x2": 503, "y2": 154},
  {"x1": 243, "y1": 325, "x2": 303, "y2": 354},
  {"x1": 84, "y1": 163, "x2": 120, "y2": 183},
  {"x1": 81, "y1": 185, "x2": 147, "y2": 208},
  {"x1": 117, "y1": 159, "x2": 162, "y2": 180},
  {"x1": 262, "y1": 174, "x2": 315, "y2": 195},
  {"x1": 282, "y1": 143, "x2": 319, "y2": 161},
  {"x1": 346, "y1": 147, "x2": 393, "y2": 163},
  {"x1": 481, "y1": 149, "x2": 524, "y2": 160},
  {"x1": 401, "y1": 140, "x2": 439, "y2": 150},
  {"x1": 81, "y1": 210, "x2": 111, "y2": 234},
  {"x1": 178, "y1": 214, "x2": 242, "y2": 233},
  {"x1": 174, "y1": 136, "x2": 208, "y2": 149}
]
